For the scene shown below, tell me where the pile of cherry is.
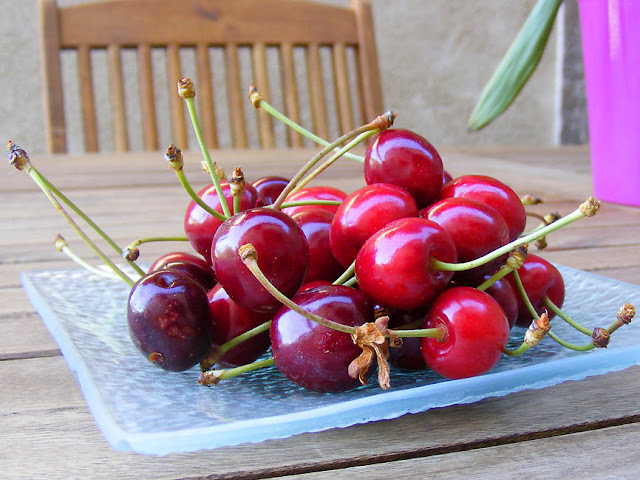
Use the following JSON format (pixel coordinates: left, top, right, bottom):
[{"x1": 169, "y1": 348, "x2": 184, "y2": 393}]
[{"x1": 8, "y1": 80, "x2": 635, "y2": 394}]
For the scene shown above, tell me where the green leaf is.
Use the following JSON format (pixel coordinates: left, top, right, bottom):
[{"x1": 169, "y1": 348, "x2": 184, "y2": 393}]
[{"x1": 467, "y1": 0, "x2": 563, "y2": 131}]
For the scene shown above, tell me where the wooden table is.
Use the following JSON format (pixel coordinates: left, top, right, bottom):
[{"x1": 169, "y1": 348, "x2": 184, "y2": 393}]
[{"x1": 2, "y1": 146, "x2": 640, "y2": 479}]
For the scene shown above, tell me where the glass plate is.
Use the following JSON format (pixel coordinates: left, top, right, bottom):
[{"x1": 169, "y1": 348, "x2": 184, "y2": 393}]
[{"x1": 21, "y1": 265, "x2": 640, "y2": 455}]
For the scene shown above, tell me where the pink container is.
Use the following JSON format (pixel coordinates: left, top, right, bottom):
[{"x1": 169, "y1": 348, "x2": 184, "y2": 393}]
[{"x1": 578, "y1": 0, "x2": 640, "y2": 206}]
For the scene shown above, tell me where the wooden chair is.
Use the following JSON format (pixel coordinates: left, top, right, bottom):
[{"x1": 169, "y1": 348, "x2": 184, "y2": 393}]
[{"x1": 39, "y1": 0, "x2": 383, "y2": 153}]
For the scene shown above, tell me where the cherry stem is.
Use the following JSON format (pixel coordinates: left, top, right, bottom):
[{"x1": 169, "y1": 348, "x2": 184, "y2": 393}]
[
  {"x1": 248, "y1": 84, "x2": 364, "y2": 163},
  {"x1": 200, "y1": 320, "x2": 273, "y2": 371},
  {"x1": 393, "y1": 326, "x2": 447, "y2": 340},
  {"x1": 173, "y1": 166, "x2": 228, "y2": 222},
  {"x1": 476, "y1": 265, "x2": 515, "y2": 291},
  {"x1": 342, "y1": 276, "x2": 358, "y2": 288},
  {"x1": 502, "y1": 342, "x2": 532, "y2": 357},
  {"x1": 179, "y1": 79, "x2": 231, "y2": 218},
  {"x1": 198, "y1": 357, "x2": 275, "y2": 386},
  {"x1": 128, "y1": 236, "x2": 188, "y2": 248},
  {"x1": 546, "y1": 330, "x2": 596, "y2": 351},
  {"x1": 54, "y1": 234, "x2": 120, "y2": 280},
  {"x1": 279, "y1": 200, "x2": 342, "y2": 209},
  {"x1": 333, "y1": 260, "x2": 356, "y2": 286},
  {"x1": 543, "y1": 296, "x2": 592, "y2": 336},
  {"x1": 291, "y1": 130, "x2": 379, "y2": 193},
  {"x1": 511, "y1": 269, "x2": 540, "y2": 320},
  {"x1": 432, "y1": 198, "x2": 599, "y2": 273}
]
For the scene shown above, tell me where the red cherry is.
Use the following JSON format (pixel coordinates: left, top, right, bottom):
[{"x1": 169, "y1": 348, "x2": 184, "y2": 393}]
[
  {"x1": 291, "y1": 209, "x2": 344, "y2": 283},
  {"x1": 439, "y1": 175, "x2": 526, "y2": 241},
  {"x1": 421, "y1": 287, "x2": 510, "y2": 379},
  {"x1": 281, "y1": 185, "x2": 347, "y2": 217},
  {"x1": 422, "y1": 197, "x2": 509, "y2": 282},
  {"x1": 184, "y1": 182, "x2": 262, "y2": 262},
  {"x1": 484, "y1": 277, "x2": 519, "y2": 329},
  {"x1": 355, "y1": 217, "x2": 457, "y2": 310},
  {"x1": 252, "y1": 175, "x2": 290, "y2": 205},
  {"x1": 506, "y1": 254, "x2": 565, "y2": 327},
  {"x1": 212, "y1": 208, "x2": 309, "y2": 313},
  {"x1": 329, "y1": 183, "x2": 418, "y2": 268},
  {"x1": 442, "y1": 170, "x2": 453, "y2": 185},
  {"x1": 387, "y1": 307, "x2": 429, "y2": 370},
  {"x1": 270, "y1": 284, "x2": 373, "y2": 393},
  {"x1": 364, "y1": 129, "x2": 444, "y2": 208},
  {"x1": 207, "y1": 284, "x2": 272, "y2": 367},
  {"x1": 149, "y1": 251, "x2": 217, "y2": 290},
  {"x1": 127, "y1": 270, "x2": 213, "y2": 372}
]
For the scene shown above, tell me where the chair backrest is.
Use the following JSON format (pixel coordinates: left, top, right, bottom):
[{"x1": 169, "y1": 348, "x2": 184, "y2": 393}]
[{"x1": 39, "y1": 0, "x2": 383, "y2": 153}]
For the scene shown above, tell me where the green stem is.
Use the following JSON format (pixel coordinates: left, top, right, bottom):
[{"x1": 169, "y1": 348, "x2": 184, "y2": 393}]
[
  {"x1": 32, "y1": 166, "x2": 146, "y2": 277},
  {"x1": 219, "y1": 321, "x2": 272, "y2": 359},
  {"x1": 476, "y1": 264, "x2": 515, "y2": 291},
  {"x1": 393, "y1": 326, "x2": 447, "y2": 340},
  {"x1": 56, "y1": 236, "x2": 120, "y2": 280},
  {"x1": 233, "y1": 194, "x2": 241, "y2": 216},
  {"x1": 129, "y1": 236, "x2": 188, "y2": 248},
  {"x1": 279, "y1": 200, "x2": 342, "y2": 209},
  {"x1": 256, "y1": 97, "x2": 364, "y2": 163},
  {"x1": 503, "y1": 342, "x2": 532, "y2": 357},
  {"x1": 511, "y1": 269, "x2": 539, "y2": 319},
  {"x1": 342, "y1": 276, "x2": 358, "y2": 288},
  {"x1": 291, "y1": 130, "x2": 378, "y2": 193},
  {"x1": 199, "y1": 357, "x2": 275, "y2": 385},
  {"x1": 184, "y1": 96, "x2": 231, "y2": 218},
  {"x1": 543, "y1": 296, "x2": 592, "y2": 336},
  {"x1": 547, "y1": 330, "x2": 596, "y2": 351},
  {"x1": 333, "y1": 261, "x2": 356, "y2": 286},
  {"x1": 174, "y1": 168, "x2": 227, "y2": 221}
]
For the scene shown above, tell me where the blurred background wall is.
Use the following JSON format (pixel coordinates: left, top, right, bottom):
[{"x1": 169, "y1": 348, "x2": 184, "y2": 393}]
[{"x1": 1, "y1": 0, "x2": 586, "y2": 154}]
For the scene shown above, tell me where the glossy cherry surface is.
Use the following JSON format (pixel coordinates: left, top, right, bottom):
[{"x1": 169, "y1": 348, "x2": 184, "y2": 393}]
[
  {"x1": 330, "y1": 183, "x2": 418, "y2": 268},
  {"x1": 184, "y1": 182, "x2": 262, "y2": 262},
  {"x1": 270, "y1": 284, "x2": 373, "y2": 393},
  {"x1": 364, "y1": 129, "x2": 444, "y2": 208},
  {"x1": 506, "y1": 254, "x2": 565, "y2": 327},
  {"x1": 291, "y1": 209, "x2": 344, "y2": 283},
  {"x1": 386, "y1": 307, "x2": 429, "y2": 370},
  {"x1": 149, "y1": 251, "x2": 217, "y2": 290},
  {"x1": 252, "y1": 175, "x2": 290, "y2": 205},
  {"x1": 207, "y1": 284, "x2": 272, "y2": 367},
  {"x1": 439, "y1": 174, "x2": 526, "y2": 241},
  {"x1": 421, "y1": 286, "x2": 510, "y2": 379},
  {"x1": 212, "y1": 208, "x2": 309, "y2": 313},
  {"x1": 484, "y1": 277, "x2": 519, "y2": 329},
  {"x1": 127, "y1": 270, "x2": 212, "y2": 371},
  {"x1": 281, "y1": 186, "x2": 347, "y2": 217},
  {"x1": 355, "y1": 217, "x2": 457, "y2": 310}
]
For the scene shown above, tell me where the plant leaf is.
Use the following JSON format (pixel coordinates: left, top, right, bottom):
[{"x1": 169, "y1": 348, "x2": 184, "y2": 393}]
[{"x1": 467, "y1": 0, "x2": 563, "y2": 131}]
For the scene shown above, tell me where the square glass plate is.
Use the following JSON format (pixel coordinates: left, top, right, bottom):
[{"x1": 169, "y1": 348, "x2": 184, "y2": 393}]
[{"x1": 21, "y1": 265, "x2": 640, "y2": 455}]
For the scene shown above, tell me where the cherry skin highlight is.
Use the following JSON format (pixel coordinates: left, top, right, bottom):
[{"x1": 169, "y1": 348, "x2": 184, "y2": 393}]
[
  {"x1": 270, "y1": 284, "x2": 373, "y2": 393},
  {"x1": 149, "y1": 251, "x2": 217, "y2": 291},
  {"x1": 421, "y1": 286, "x2": 510, "y2": 379},
  {"x1": 252, "y1": 175, "x2": 290, "y2": 205},
  {"x1": 355, "y1": 217, "x2": 457, "y2": 311},
  {"x1": 127, "y1": 270, "x2": 213, "y2": 372},
  {"x1": 330, "y1": 183, "x2": 418, "y2": 268},
  {"x1": 212, "y1": 208, "x2": 309, "y2": 313}
]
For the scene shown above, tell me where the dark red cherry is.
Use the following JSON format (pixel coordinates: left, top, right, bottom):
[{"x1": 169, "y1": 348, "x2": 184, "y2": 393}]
[
  {"x1": 291, "y1": 209, "x2": 344, "y2": 283},
  {"x1": 330, "y1": 183, "x2": 418, "y2": 268},
  {"x1": 252, "y1": 175, "x2": 290, "y2": 205},
  {"x1": 386, "y1": 307, "x2": 429, "y2": 370},
  {"x1": 483, "y1": 277, "x2": 519, "y2": 329},
  {"x1": 184, "y1": 182, "x2": 262, "y2": 262},
  {"x1": 149, "y1": 251, "x2": 217, "y2": 290},
  {"x1": 355, "y1": 217, "x2": 457, "y2": 310},
  {"x1": 281, "y1": 185, "x2": 347, "y2": 217},
  {"x1": 212, "y1": 208, "x2": 309, "y2": 313},
  {"x1": 421, "y1": 287, "x2": 510, "y2": 379},
  {"x1": 364, "y1": 129, "x2": 444, "y2": 208},
  {"x1": 422, "y1": 197, "x2": 509, "y2": 282},
  {"x1": 207, "y1": 284, "x2": 272, "y2": 367},
  {"x1": 297, "y1": 279, "x2": 332, "y2": 294},
  {"x1": 440, "y1": 175, "x2": 526, "y2": 241},
  {"x1": 442, "y1": 170, "x2": 453, "y2": 185},
  {"x1": 270, "y1": 284, "x2": 373, "y2": 393},
  {"x1": 127, "y1": 270, "x2": 213, "y2": 372},
  {"x1": 506, "y1": 254, "x2": 565, "y2": 327}
]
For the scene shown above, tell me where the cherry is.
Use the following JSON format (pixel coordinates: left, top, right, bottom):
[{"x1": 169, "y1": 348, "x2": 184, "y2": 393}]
[
  {"x1": 184, "y1": 182, "x2": 262, "y2": 262},
  {"x1": 484, "y1": 277, "x2": 519, "y2": 329},
  {"x1": 364, "y1": 129, "x2": 444, "y2": 208},
  {"x1": 252, "y1": 175, "x2": 290, "y2": 205},
  {"x1": 290, "y1": 209, "x2": 344, "y2": 283},
  {"x1": 149, "y1": 251, "x2": 217, "y2": 290},
  {"x1": 329, "y1": 183, "x2": 418, "y2": 268},
  {"x1": 386, "y1": 307, "x2": 429, "y2": 370},
  {"x1": 297, "y1": 279, "x2": 332, "y2": 294},
  {"x1": 421, "y1": 286, "x2": 510, "y2": 379},
  {"x1": 281, "y1": 185, "x2": 347, "y2": 217},
  {"x1": 422, "y1": 197, "x2": 509, "y2": 283},
  {"x1": 127, "y1": 269, "x2": 213, "y2": 371},
  {"x1": 270, "y1": 284, "x2": 373, "y2": 393},
  {"x1": 439, "y1": 175, "x2": 526, "y2": 241},
  {"x1": 206, "y1": 283, "x2": 272, "y2": 367},
  {"x1": 212, "y1": 208, "x2": 309, "y2": 313},
  {"x1": 506, "y1": 254, "x2": 565, "y2": 327},
  {"x1": 355, "y1": 217, "x2": 457, "y2": 310},
  {"x1": 442, "y1": 170, "x2": 453, "y2": 185}
]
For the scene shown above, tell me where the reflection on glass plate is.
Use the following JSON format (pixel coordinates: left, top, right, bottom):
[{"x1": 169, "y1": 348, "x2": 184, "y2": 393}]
[{"x1": 21, "y1": 265, "x2": 640, "y2": 455}]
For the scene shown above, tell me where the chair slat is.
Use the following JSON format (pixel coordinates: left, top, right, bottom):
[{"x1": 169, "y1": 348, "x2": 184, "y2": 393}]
[
  {"x1": 306, "y1": 43, "x2": 329, "y2": 141},
  {"x1": 225, "y1": 43, "x2": 248, "y2": 149},
  {"x1": 279, "y1": 42, "x2": 303, "y2": 147},
  {"x1": 196, "y1": 43, "x2": 218, "y2": 149},
  {"x1": 166, "y1": 44, "x2": 188, "y2": 149},
  {"x1": 137, "y1": 43, "x2": 158, "y2": 151},
  {"x1": 332, "y1": 42, "x2": 354, "y2": 134},
  {"x1": 77, "y1": 45, "x2": 98, "y2": 152},
  {"x1": 107, "y1": 44, "x2": 128, "y2": 152},
  {"x1": 352, "y1": 0, "x2": 383, "y2": 121},
  {"x1": 252, "y1": 42, "x2": 275, "y2": 148}
]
